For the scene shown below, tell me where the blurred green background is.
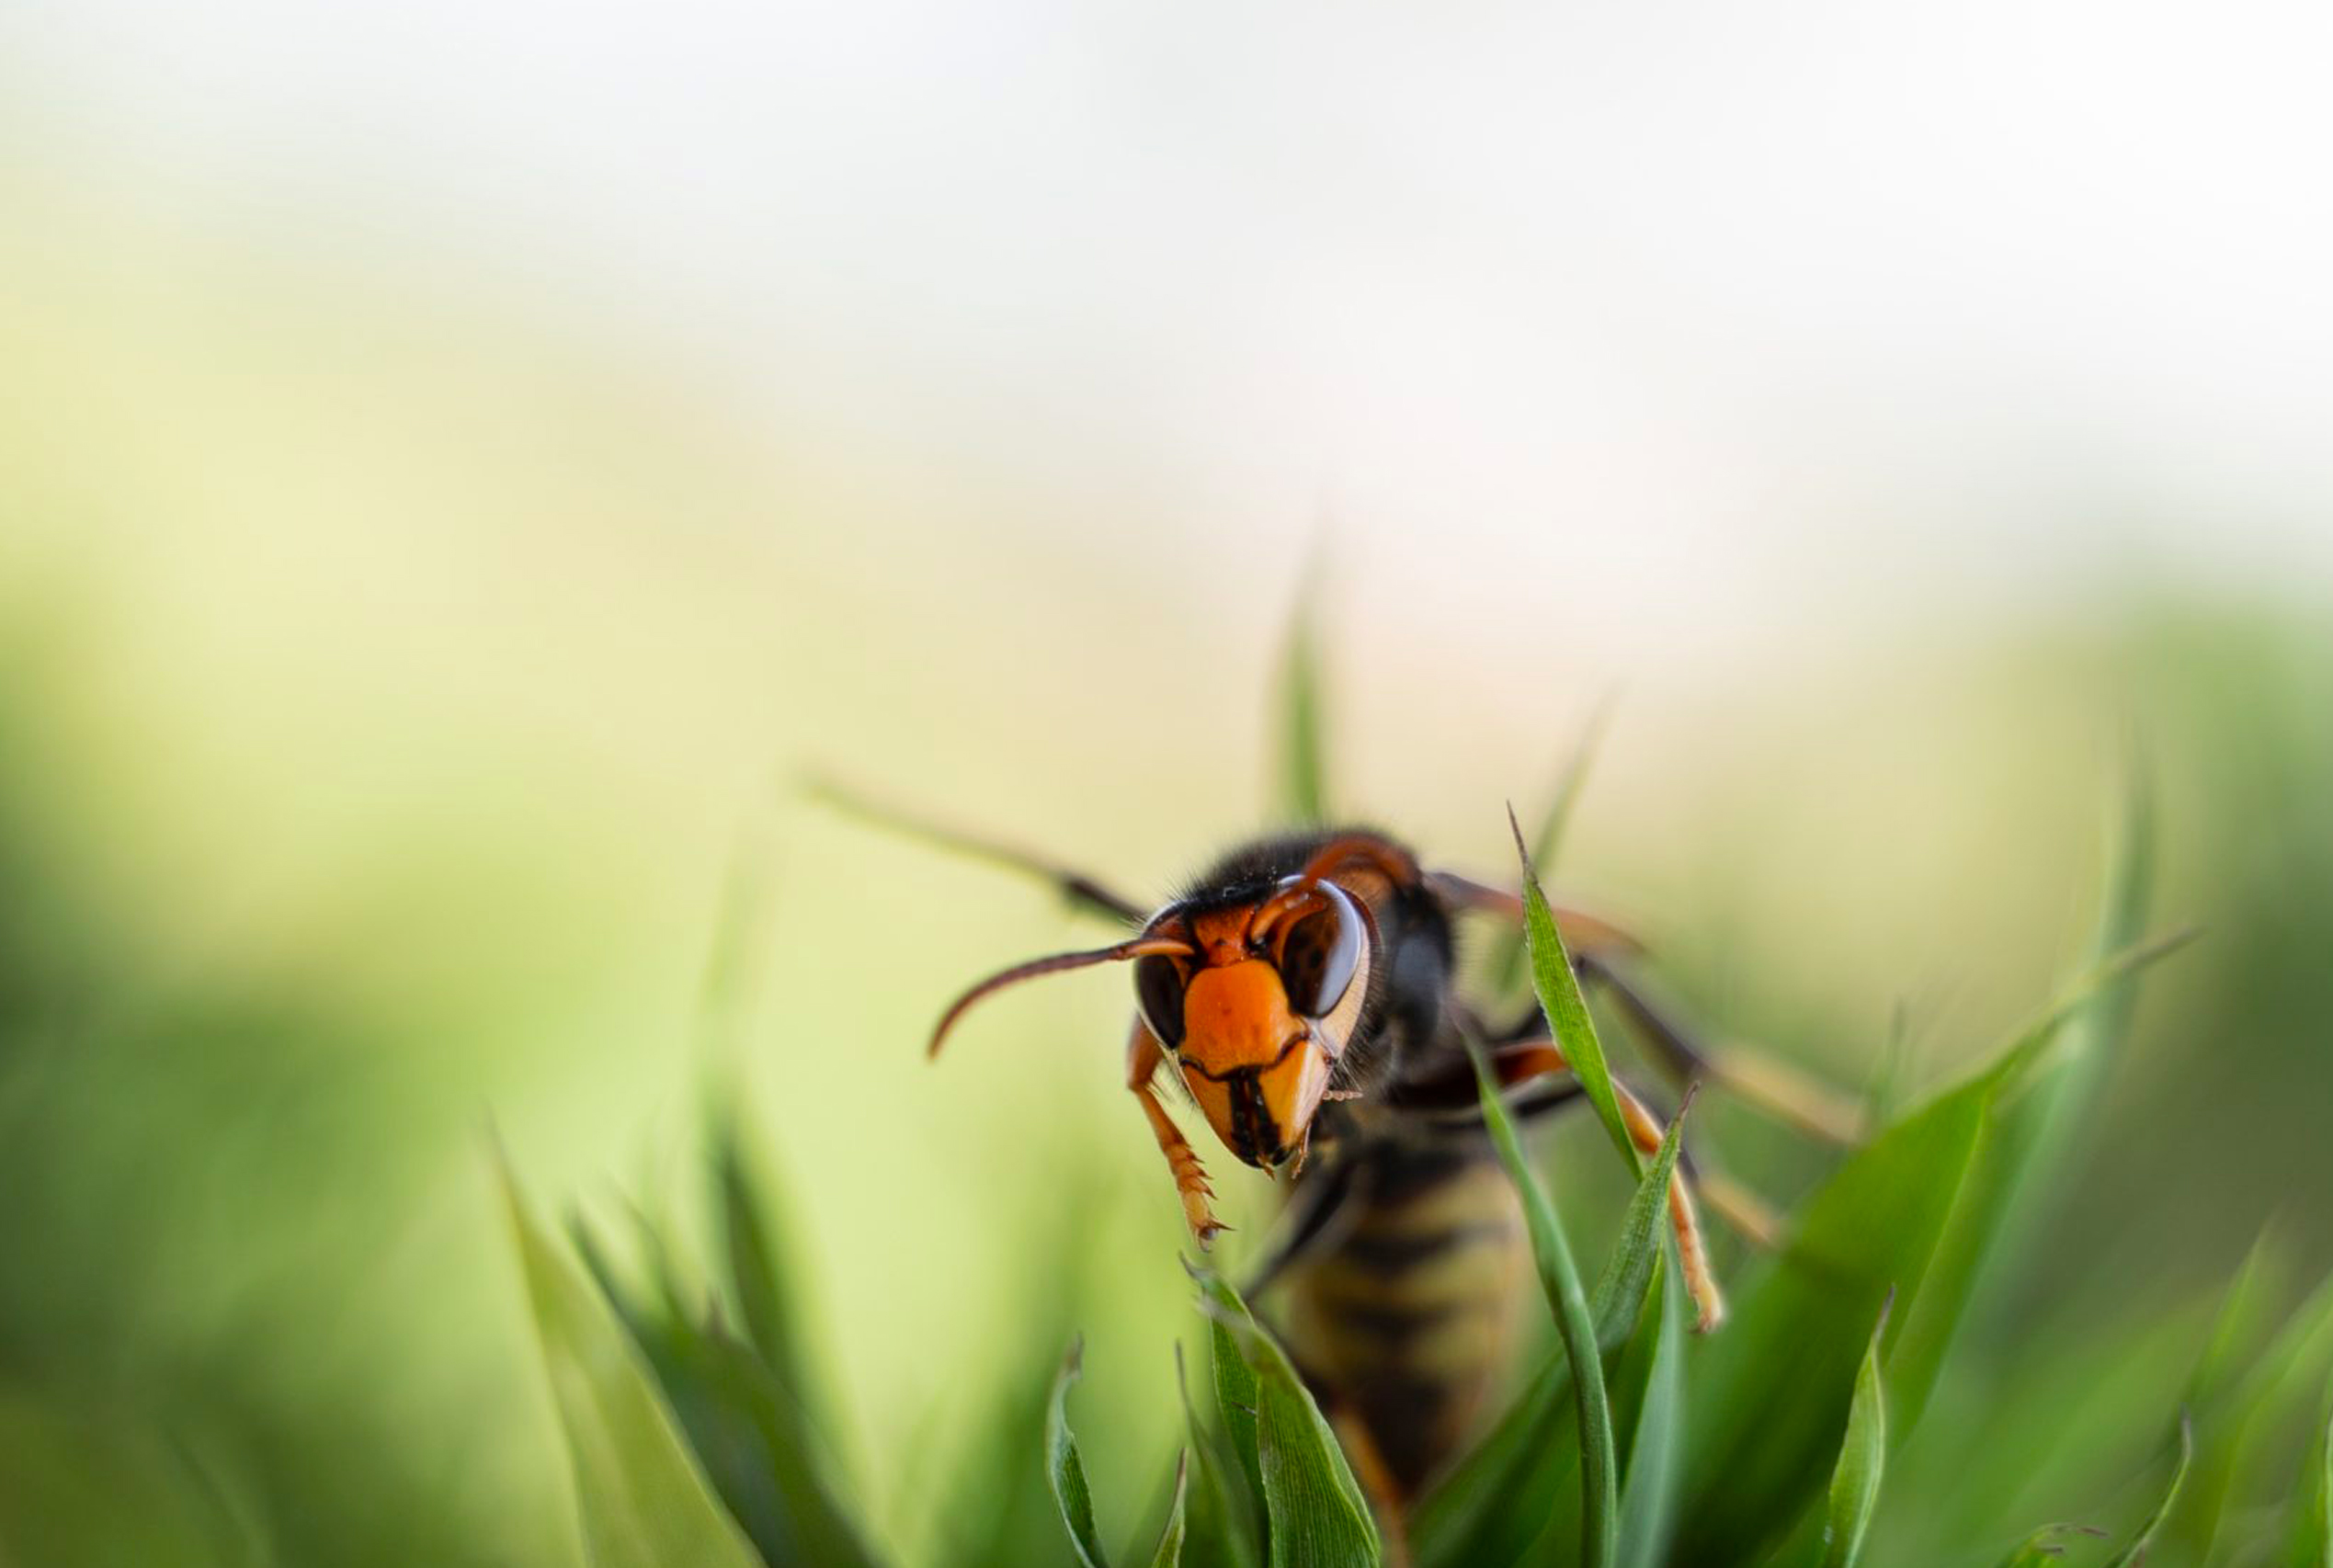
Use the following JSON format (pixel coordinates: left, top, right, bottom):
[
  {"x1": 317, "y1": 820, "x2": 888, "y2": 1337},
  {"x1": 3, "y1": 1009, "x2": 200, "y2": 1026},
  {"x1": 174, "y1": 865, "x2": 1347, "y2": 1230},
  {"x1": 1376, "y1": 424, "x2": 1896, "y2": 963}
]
[{"x1": 4, "y1": 6, "x2": 2332, "y2": 1562}]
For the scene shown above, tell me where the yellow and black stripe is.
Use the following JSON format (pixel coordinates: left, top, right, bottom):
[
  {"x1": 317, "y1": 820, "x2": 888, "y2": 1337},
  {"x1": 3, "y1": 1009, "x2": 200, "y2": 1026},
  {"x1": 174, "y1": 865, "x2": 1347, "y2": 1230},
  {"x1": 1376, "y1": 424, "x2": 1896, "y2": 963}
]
[{"x1": 1280, "y1": 1130, "x2": 1527, "y2": 1496}]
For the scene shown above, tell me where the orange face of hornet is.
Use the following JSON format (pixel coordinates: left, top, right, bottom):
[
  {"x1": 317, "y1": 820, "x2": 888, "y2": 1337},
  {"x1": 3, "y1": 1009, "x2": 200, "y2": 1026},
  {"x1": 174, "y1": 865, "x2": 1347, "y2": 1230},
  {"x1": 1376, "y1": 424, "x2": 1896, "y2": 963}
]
[{"x1": 1132, "y1": 878, "x2": 1371, "y2": 1169}]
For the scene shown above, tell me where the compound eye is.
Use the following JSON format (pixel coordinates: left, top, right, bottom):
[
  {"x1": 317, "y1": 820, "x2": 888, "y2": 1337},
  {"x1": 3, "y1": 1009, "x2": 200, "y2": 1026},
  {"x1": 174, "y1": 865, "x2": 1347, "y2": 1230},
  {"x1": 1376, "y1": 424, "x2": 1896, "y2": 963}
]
[
  {"x1": 1134, "y1": 953, "x2": 1187, "y2": 1048},
  {"x1": 1277, "y1": 882, "x2": 1363, "y2": 1017}
]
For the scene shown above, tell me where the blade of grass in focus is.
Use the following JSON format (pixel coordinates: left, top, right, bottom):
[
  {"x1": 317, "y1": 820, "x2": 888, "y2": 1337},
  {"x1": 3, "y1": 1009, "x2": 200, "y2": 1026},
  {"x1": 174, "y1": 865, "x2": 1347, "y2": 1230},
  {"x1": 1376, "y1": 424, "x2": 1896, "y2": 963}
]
[
  {"x1": 1047, "y1": 1338, "x2": 1110, "y2": 1568},
  {"x1": 1173, "y1": 1344, "x2": 1262, "y2": 1568},
  {"x1": 1466, "y1": 1028, "x2": 1616, "y2": 1568},
  {"x1": 1508, "y1": 805, "x2": 1640, "y2": 1177},
  {"x1": 1410, "y1": 1096, "x2": 1689, "y2": 1567},
  {"x1": 496, "y1": 1152, "x2": 763, "y2": 1568},
  {"x1": 1189, "y1": 1267, "x2": 1381, "y2": 1568},
  {"x1": 1612, "y1": 1272, "x2": 1688, "y2": 1568}
]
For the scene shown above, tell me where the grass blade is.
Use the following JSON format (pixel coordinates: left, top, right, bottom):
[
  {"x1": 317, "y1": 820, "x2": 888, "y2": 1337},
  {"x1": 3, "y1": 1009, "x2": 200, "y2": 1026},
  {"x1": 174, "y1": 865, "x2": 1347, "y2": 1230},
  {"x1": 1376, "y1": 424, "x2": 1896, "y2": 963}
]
[
  {"x1": 1048, "y1": 1336, "x2": 1111, "y2": 1568},
  {"x1": 1468, "y1": 1030, "x2": 1617, "y2": 1568},
  {"x1": 2100, "y1": 1413, "x2": 2192, "y2": 1568},
  {"x1": 1410, "y1": 1096, "x2": 1689, "y2": 1567},
  {"x1": 1820, "y1": 1295, "x2": 1894, "y2": 1568},
  {"x1": 1508, "y1": 806, "x2": 1639, "y2": 1176},
  {"x1": 1189, "y1": 1265, "x2": 1267, "y2": 1528},
  {"x1": 1276, "y1": 588, "x2": 1328, "y2": 824},
  {"x1": 1149, "y1": 1454, "x2": 1189, "y2": 1568},
  {"x1": 1175, "y1": 1344, "x2": 1262, "y2": 1568},
  {"x1": 1592, "y1": 1086, "x2": 1693, "y2": 1347},
  {"x1": 713, "y1": 1109, "x2": 814, "y2": 1418},
  {"x1": 1988, "y1": 1525, "x2": 2106, "y2": 1566},
  {"x1": 495, "y1": 1153, "x2": 762, "y2": 1568},
  {"x1": 1614, "y1": 1271, "x2": 1690, "y2": 1568},
  {"x1": 2309, "y1": 1386, "x2": 2333, "y2": 1567},
  {"x1": 1189, "y1": 1267, "x2": 1381, "y2": 1568}
]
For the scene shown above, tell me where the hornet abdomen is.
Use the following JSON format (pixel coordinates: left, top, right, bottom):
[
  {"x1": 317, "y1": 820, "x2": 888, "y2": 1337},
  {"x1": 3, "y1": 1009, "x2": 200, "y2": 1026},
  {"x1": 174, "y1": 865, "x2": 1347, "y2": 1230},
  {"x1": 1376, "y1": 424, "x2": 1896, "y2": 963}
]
[{"x1": 1280, "y1": 1127, "x2": 1527, "y2": 1496}]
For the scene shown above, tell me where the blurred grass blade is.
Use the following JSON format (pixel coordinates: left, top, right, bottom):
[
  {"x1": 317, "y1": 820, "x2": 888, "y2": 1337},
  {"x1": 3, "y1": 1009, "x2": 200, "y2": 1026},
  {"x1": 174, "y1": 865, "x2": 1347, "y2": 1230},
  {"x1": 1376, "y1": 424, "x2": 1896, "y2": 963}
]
[
  {"x1": 1489, "y1": 704, "x2": 1612, "y2": 994},
  {"x1": 1176, "y1": 1344, "x2": 1262, "y2": 1568},
  {"x1": 1189, "y1": 1267, "x2": 1381, "y2": 1568},
  {"x1": 2302, "y1": 1385, "x2": 2333, "y2": 1566},
  {"x1": 1676, "y1": 1058, "x2": 1987, "y2": 1559},
  {"x1": 713, "y1": 1108, "x2": 814, "y2": 1414},
  {"x1": 571, "y1": 1176, "x2": 882, "y2": 1568},
  {"x1": 1614, "y1": 1271, "x2": 1689, "y2": 1568},
  {"x1": 495, "y1": 1153, "x2": 763, "y2": 1568},
  {"x1": 2101, "y1": 1414, "x2": 2191, "y2": 1568},
  {"x1": 1048, "y1": 1337, "x2": 1111, "y2": 1568},
  {"x1": 1148, "y1": 1454, "x2": 1189, "y2": 1568},
  {"x1": 1820, "y1": 1296, "x2": 1893, "y2": 1568},
  {"x1": 1988, "y1": 1525, "x2": 2105, "y2": 1566},
  {"x1": 1276, "y1": 587, "x2": 1328, "y2": 824},
  {"x1": 1508, "y1": 806, "x2": 1639, "y2": 1176},
  {"x1": 2168, "y1": 1264, "x2": 2333, "y2": 1558},
  {"x1": 1469, "y1": 1030, "x2": 1617, "y2": 1568}
]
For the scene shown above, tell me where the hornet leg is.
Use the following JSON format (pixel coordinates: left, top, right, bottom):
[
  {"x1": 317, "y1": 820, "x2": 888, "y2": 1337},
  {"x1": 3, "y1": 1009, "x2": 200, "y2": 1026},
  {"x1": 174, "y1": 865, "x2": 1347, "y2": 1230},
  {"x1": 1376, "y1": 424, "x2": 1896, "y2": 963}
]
[{"x1": 1128, "y1": 1018, "x2": 1225, "y2": 1246}]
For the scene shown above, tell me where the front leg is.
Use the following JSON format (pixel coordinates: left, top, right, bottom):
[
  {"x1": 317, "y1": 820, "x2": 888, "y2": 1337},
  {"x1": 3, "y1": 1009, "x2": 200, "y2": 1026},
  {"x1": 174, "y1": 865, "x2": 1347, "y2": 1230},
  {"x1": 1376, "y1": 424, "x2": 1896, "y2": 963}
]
[{"x1": 1127, "y1": 1017, "x2": 1226, "y2": 1246}]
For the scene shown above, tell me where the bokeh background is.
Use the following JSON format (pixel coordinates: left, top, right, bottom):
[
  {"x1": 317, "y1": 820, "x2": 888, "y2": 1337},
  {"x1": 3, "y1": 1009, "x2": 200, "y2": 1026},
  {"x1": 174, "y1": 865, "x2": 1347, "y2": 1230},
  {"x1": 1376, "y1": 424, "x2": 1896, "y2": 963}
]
[{"x1": 2, "y1": 1, "x2": 2328, "y2": 1562}]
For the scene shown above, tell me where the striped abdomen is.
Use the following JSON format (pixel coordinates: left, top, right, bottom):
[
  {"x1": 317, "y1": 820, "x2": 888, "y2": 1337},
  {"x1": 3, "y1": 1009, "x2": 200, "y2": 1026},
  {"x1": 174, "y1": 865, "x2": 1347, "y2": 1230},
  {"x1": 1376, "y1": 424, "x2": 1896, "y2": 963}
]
[{"x1": 1280, "y1": 1131, "x2": 1526, "y2": 1496}]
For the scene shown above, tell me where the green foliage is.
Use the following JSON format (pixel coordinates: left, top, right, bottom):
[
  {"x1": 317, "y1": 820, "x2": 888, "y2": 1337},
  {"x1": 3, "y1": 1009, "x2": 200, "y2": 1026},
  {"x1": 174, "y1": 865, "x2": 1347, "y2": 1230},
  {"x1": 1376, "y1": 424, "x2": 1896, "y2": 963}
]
[
  {"x1": 1406, "y1": 1087, "x2": 1689, "y2": 1566},
  {"x1": 1048, "y1": 1339, "x2": 1110, "y2": 1568},
  {"x1": 495, "y1": 1153, "x2": 763, "y2": 1568},
  {"x1": 562, "y1": 1150, "x2": 881, "y2": 1568},
  {"x1": 1192, "y1": 1267, "x2": 1382, "y2": 1568},
  {"x1": 1468, "y1": 1025, "x2": 1619, "y2": 1568},
  {"x1": 1819, "y1": 1297, "x2": 1891, "y2": 1568},
  {"x1": 1508, "y1": 805, "x2": 1641, "y2": 1176},
  {"x1": 2100, "y1": 1415, "x2": 2191, "y2": 1568}
]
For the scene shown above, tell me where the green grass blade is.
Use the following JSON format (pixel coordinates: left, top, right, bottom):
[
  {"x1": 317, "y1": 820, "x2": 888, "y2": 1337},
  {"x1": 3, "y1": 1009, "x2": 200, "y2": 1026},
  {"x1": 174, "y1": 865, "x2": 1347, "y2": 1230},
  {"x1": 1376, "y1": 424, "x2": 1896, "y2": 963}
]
[
  {"x1": 1410, "y1": 1096, "x2": 1688, "y2": 1566},
  {"x1": 1614, "y1": 1271, "x2": 1689, "y2": 1568},
  {"x1": 1508, "y1": 806, "x2": 1639, "y2": 1176},
  {"x1": 1175, "y1": 1344, "x2": 1262, "y2": 1568},
  {"x1": 1189, "y1": 1268, "x2": 1382, "y2": 1568},
  {"x1": 1488, "y1": 704, "x2": 1612, "y2": 994},
  {"x1": 1469, "y1": 1030, "x2": 1617, "y2": 1568},
  {"x1": 2282, "y1": 1376, "x2": 2333, "y2": 1567},
  {"x1": 1276, "y1": 589, "x2": 1328, "y2": 824},
  {"x1": 1048, "y1": 1337, "x2": 1111, "y2": 1568},
  {"x1": 1820, "y1": 1296, "x2": 1894, "y2": 1568},
  {"x1": 1149, "y1": 1454, "x2": 1189, "y2": 1568},
  {"x1": 713, "y1": 1111, "x2": 814, "y2": 1415},
  {"x1": 1187, "y1": 1264, "x2": 1267, "y2": 1528},
  {"x1": 2168, "y1": 1264, "x2": 2333, "y2": 1559},
  {"x1": 1987, "y1": 1525, "x2": 2106, "y2": 1567},
  {"x1": 2100, "y1": 1414, "x2": 2192, "y2": 1568},
  {"x1": 2311, "y1": 1387, "x2": 2333, "y2": 1567},
  {"x1": 495, "y1": 1153, "x2": 763, "y2": 1568},
  {"x1": 1675, "y1": 1065, "x2": 1987, "y2": 1561},
  {"x1": 1592, "y1": 1086, "x2": 1693, "y2": 1348}
]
